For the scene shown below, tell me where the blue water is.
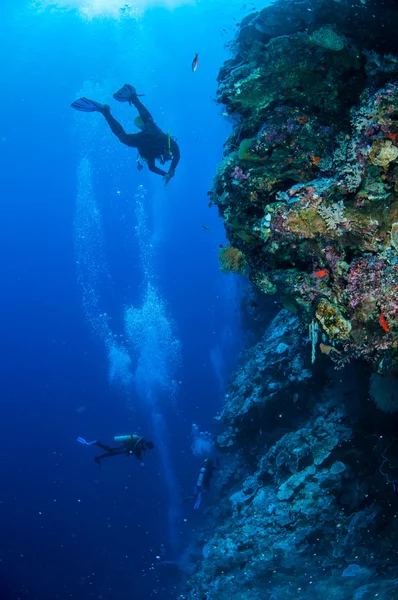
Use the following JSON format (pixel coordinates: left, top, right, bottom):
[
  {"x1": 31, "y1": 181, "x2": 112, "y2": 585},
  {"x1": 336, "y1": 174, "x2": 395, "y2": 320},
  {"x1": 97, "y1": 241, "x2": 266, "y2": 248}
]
[{"x1": 0, "y1": 1, "x2": 252, "y2": 598}]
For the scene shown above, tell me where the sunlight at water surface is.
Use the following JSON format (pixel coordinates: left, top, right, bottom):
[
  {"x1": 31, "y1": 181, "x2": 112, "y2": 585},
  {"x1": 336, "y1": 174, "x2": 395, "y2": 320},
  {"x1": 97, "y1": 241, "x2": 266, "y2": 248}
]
[{"x1": 34, "y1": 0, "x2": 195, "y2": 18}]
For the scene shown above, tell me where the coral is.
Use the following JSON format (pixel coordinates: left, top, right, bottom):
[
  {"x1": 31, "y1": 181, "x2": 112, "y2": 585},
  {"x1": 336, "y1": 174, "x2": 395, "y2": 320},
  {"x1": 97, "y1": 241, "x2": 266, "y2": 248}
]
[
  {"x1": 237, "y1": 138, "x2": 257, "y2": 161},
  {"x1": 211, "y1": 14, "x2": 398, "y2": 370},
  {"x1": 218, "y1": 245, "x2": 248, "y2": 275},
  {"x1": 315, "y1": 299, "x2": 352, "y2": 340},
  {"x1": 309, "y1": 319, "x2": 319, "y2": 363},
  {"x1": 249, "y1": 269, "x2": 277, "y2": 295},
  {"x1": 187, "y1": 5, "x2": 398, "y2": 600},
  {"x1": 317, "y1": 200, "x2": 347, "y2": 231},
  {"x1": 369, "y1": 139, "x2": 398, "y2": 167},
  {"x1": 231, "y1": 166, "x2": 249, "y2": 181},
  {"x1": 310, "y1": 26, "x2": 345, "y2": 51},
  {"x1": 390, "y1": 222, "x2": 398, "y2": 250},
  {"x1": 344, "y1": 257, "x2": 398, "y2": 326},
  {"x1": 333, "y1": 136, "x2": 365, "y2": 192},
  {"x1": 364, "y1": 50, "x2": 398, "y2": 76}
]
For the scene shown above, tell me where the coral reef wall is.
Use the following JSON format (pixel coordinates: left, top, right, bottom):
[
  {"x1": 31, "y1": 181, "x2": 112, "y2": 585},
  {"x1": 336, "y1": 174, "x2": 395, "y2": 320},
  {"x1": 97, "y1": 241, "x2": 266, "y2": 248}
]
[
  {"x1": 182, "y1": 1, "x2": 398, "y2": 599},
  {"x1": 211, "y1": 0, "x2": 398, "y2": 374}
]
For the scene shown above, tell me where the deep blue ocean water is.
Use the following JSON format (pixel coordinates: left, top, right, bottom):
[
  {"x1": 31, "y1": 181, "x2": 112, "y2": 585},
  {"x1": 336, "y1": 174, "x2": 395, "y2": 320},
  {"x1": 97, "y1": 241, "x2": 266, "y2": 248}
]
[{"x1": 0, "y1": 1, "x2": 254, "y2": 598}]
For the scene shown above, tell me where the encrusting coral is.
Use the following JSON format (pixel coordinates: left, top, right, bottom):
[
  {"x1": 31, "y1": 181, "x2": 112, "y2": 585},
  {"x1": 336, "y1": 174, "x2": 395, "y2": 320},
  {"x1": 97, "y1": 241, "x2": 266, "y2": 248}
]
[{"x1": 211, "y1": 0, "x2": 398, "y2": 373}]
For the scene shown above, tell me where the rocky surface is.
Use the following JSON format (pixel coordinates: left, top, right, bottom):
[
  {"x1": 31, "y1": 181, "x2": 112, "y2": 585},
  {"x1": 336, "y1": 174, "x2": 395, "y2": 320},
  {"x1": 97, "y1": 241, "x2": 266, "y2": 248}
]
[
  {"x1": 217, "y1": 309, "x2": 311, "y2": 451},
  {"x1": 212, "y1": 0, "x2": 398, "y2": 373},
  {"x1": 182, "y1": 309, "x2": 398, "y2": 600},
  {"x1": 181, "y1": 2, "x2": 398, "y2": 597}
]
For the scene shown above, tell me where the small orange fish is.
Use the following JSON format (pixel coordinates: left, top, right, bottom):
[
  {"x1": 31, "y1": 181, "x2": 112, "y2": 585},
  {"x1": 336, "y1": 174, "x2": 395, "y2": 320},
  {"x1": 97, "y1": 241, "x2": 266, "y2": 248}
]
[
  {"x1": 192, "y1": 53, "x2": 199, "y2": 72},
  {"x1": 312, "y1": 269, "x2": 329, "y2": 280},
  {"x1": 379, "y1": 313, "x2": 390, "y2": 332}
]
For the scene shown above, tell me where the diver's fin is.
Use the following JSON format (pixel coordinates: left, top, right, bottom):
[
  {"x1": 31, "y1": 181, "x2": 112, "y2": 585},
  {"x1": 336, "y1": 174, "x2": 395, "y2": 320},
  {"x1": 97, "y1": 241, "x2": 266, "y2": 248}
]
[
  {"x1": 194, "y1": 492, "x2": 202, "y2": 510},
  {"x1": 77, "y1": 437, "x2": 98, "y2": 446},
  {"x1": 71, "y1": 97, "x2": 108, "y2": 112},
  {"x1": 113, "y1": 84, "x2": 143, "y2": 103}
]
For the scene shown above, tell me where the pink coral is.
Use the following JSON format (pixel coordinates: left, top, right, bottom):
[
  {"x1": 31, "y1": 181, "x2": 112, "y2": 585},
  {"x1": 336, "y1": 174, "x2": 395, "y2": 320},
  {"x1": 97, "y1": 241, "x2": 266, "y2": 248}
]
[
  {"x1": 345, "y1": 257, "x2": 398, "y2": 322},
  {"x1": 232, "y1": 166, "x2": 250, "y2": 181}
]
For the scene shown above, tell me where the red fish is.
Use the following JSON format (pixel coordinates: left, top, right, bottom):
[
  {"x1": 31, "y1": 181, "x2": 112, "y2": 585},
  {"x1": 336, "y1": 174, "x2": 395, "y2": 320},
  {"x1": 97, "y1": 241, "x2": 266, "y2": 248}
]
[
  {"x1": 312, "y1": 269, "x2": 329, "y2": 280},
  {"x1": 192, "y1": 53, "x2": 199, "y2": 72},
  {"x1": 379, "y1": 313, "x2": 390, "y2": 332}
]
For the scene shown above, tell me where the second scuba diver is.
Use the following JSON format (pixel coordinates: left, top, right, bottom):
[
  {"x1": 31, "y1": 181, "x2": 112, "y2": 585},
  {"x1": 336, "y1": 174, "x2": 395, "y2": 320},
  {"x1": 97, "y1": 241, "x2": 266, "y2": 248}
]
[
  {"x1": 194, "y1": 458, "x2": 217, "y2": 509},
  {"x1": 181, "y1": 458, "x2": 218, "y2": 509},
  {"x1": 77, "y1": 434, "x2": 154, "y2": 467},
  {"x1": 71, "y1": 84, "x2": 180, "y2": 189}
]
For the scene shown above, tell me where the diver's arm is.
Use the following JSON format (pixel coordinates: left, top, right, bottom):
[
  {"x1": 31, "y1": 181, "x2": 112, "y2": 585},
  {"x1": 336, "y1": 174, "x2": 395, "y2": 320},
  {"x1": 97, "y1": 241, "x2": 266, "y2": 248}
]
[
  {"x1": 169, "y1": 139, "x2": 180, "y2": 172},
  {"x1": 147, "y1": 158, "x2": 167, "y2": 176}
]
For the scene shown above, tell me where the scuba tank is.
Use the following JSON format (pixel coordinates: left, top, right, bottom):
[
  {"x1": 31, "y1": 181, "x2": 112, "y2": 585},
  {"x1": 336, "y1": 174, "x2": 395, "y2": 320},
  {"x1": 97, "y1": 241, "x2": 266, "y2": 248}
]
[
  {"x1": 196, "y1": 466, "x2": 206, "y2": 489},
  {"x1": 115, "y1": 435, "x2": 143, "y2": 454},
  {"x1": 114, "y1": 435, "x2": 134, "y2": 443}
]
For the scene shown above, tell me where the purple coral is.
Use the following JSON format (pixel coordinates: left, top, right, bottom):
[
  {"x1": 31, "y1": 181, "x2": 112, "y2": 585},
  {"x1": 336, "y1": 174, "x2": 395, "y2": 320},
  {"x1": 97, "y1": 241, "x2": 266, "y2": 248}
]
[
  {"x1": 345, "y1": 257, "x2": 398, "y2": 321},
  {"x1": 232, "y1": 166, "x2": 250, "y2": 181}
]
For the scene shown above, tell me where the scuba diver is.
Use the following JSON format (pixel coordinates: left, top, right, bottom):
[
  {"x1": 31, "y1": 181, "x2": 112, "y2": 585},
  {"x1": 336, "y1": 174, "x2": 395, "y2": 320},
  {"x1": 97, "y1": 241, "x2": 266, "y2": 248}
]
[
  {"x1": 77, "y1": 434, "x2": 154, "y2": 467},
  {"x1": 71, "y1": 84, "x2": 180, "y2": 189},
  {"x1": 194, "y1": 458, "x2": 217, "y2": 509},
  {"x1": 182, "y1": 458, "x2": 218, "y2": 510}
]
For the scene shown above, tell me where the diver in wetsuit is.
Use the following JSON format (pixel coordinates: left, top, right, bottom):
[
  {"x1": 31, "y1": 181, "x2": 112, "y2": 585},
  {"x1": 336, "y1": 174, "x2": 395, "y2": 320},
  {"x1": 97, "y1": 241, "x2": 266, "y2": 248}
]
[
  {"x1": 194, "y1": 458, "x2": 217, "y2": 509},
  {"x1": 181, "y1": 458, "x2": 218, "y2": 509},
  {"x1": 71, "y1": 84, "x2": 180, "y2": 188},
  {"x1": 77, "y1": 434, "x2": 155, "y2": 466}
]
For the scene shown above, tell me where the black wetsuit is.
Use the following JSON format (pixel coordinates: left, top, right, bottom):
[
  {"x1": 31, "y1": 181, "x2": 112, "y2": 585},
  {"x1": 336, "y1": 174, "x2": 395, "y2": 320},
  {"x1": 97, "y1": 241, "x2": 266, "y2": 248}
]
[
  {"x1": 202, "y1": 461, "x2": 217, "y2": 491},
  {"x1": 102, "y1": 98, "x2": 180, "y2": 177},
  {"x1": 93, "y1": 436, "x2": 154, "y2": 465}
]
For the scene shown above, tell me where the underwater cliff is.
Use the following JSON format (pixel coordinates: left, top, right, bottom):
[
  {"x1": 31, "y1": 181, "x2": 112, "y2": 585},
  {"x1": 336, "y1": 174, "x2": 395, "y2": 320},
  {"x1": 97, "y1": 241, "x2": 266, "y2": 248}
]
[
  {"x1": 212, "y1": 0, "x2": 398, "y2": 374},
  {"x1": 183, "y1": 0, "x2": 398, "y2": 598}
]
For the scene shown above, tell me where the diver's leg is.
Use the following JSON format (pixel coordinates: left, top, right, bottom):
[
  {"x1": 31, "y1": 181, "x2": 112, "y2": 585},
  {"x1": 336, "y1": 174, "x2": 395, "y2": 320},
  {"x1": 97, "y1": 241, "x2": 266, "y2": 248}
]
[
  {"x1": 134, "y1": 449, "x2": 143, "y2": 461},
  {"x1": 94, "y1": 442, "x2": 115, "y2": 453},
  {"x1": 94, "y1": 448, "x2": 125, "y2": 463},
  {"x1": 130, "y1": 98, "x2": 154, "y2": 127},
  {"x1": 94, "y1": 452, "x2": 111, "y2": 465},
  {"x1": 101, "y1": 109, "x2": 139, "y2": 148},
  {"x1": 112, "y1": 84, "x2": 154, "y2": 126}
]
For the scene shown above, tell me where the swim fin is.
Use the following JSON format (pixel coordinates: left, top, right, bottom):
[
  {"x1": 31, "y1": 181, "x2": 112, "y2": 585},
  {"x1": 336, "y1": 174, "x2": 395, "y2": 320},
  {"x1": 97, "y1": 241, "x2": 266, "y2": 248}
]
[
  {"x1": 71, "y1": 97, "x2": 108, "y2": 112},
  {"x1": 113, "y1": 84, "x2": 143, "y2": 103},
  {"x1": 77, "y1": 437, "x2": 98, "y2": 446},
  {"x1": 194, "y1": 492, "x2": 202, "y2": 510}
]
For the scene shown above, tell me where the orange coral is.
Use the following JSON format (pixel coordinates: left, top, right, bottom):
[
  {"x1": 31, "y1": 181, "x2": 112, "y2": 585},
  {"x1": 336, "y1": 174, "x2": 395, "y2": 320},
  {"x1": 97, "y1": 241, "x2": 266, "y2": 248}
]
[{"x1": 386, "y1": 133, "x2": 398, "y2": 144}]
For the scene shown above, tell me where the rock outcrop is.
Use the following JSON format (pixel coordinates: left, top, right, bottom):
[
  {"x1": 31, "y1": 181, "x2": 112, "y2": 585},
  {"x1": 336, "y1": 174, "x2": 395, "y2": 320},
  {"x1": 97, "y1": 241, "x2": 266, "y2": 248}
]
[{"x1": 183, "y1": 310, "x2": 398, "y2": 600}]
